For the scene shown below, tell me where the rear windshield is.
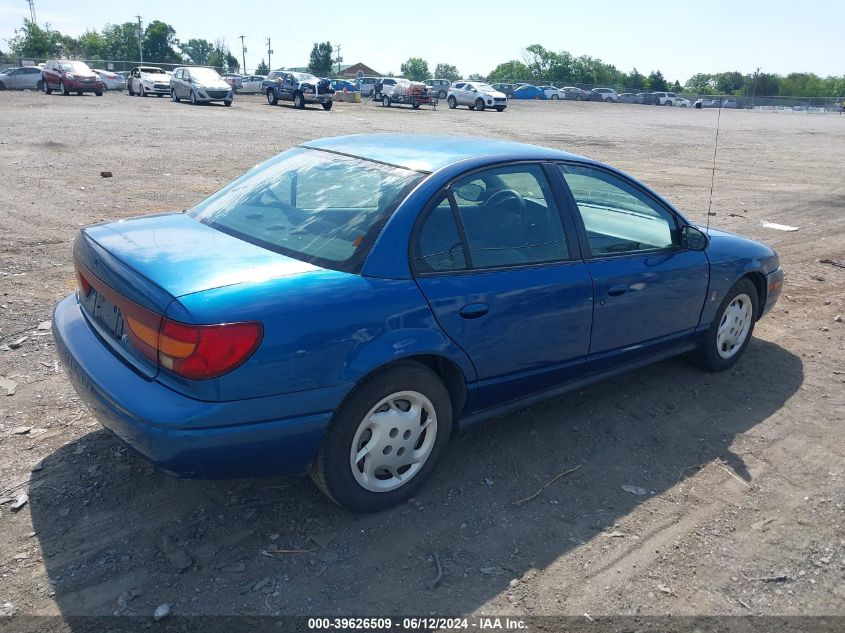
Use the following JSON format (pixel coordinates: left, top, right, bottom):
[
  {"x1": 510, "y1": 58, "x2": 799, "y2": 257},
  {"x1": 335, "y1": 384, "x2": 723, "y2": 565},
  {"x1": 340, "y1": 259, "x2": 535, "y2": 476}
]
[{"x1": 190, "y1": 148, "x2": 424, "y2": 273}]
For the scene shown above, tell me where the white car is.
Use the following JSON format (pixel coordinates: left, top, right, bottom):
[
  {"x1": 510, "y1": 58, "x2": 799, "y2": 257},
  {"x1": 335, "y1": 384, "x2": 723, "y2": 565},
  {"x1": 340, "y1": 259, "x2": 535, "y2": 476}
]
[
  {"x1": 93, "y1": 69, "x2": 127, "y2": 91},
  {"x1": 674, "y1": 97, "x2": 691, "y2": 108},
  {"x1": 127, "y1": 66, "x2": 171, "y2": 97},
  {"x1": 538, "y1": 85, "x2": 563, "y2": 100},
  {"x1": 651, "y1": 91, "x2": 678, "y2": 106},
  {"x1": 240, "y1": 75, "x2": 266, "y2": 93},
  {"x1": 591, "y1": 87, "x2": 619, "y2": 102},
  {"x1": 446, "y1": 81, "x2": 508, "y2": 112}
]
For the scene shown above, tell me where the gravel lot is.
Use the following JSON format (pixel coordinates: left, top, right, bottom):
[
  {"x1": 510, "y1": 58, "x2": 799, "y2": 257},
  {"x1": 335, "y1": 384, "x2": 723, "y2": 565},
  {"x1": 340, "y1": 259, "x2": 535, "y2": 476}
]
[{"x1": 0, "y1": 90, "x2": 843, "y2": 625}]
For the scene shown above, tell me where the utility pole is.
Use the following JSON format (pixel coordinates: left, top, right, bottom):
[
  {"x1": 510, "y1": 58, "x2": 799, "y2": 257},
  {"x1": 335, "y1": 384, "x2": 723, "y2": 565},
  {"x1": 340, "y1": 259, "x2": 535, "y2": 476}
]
[
  {"x1": 239, "y1": 35, "x2": 247, "y2": 74},
  {"x1": 25, "y1": 0, "x2": 36, "y2": 24},
  {"x1": 136, "y1": 15, "x2": 143, "y2": 63},
  {"x1": 266, "y1": 38, "x2": 273, "y2": 71},
  {"x1": 751, "y1": 66, "x2": 760, "y2": 109},
  {"x1": 335, "y1": 44, "x2": 343, "y2": 75}
]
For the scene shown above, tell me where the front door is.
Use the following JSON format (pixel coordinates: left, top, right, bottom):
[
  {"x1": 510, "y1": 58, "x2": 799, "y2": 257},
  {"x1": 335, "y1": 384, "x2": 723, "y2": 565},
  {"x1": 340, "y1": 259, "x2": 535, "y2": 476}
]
[
  {"x1": 556, "y1": 163, "x2": 710, "y2": 370},
  {"x1": 413, "y1": 163, "x2": 593, "y2": 411}
]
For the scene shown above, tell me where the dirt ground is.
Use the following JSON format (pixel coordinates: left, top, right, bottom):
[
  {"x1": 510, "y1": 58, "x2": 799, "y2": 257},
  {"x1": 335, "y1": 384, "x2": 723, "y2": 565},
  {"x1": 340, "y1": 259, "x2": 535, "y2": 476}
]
[{"x1": 0, "y1": 91, "x2": 843, "y2": 627}]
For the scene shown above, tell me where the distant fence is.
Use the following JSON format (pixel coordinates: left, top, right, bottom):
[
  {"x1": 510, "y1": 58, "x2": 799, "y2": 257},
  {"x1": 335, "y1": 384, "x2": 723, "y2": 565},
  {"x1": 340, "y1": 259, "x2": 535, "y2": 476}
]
[{"x1": 0, "y1": 56, "x2": 227, "y2": 75}]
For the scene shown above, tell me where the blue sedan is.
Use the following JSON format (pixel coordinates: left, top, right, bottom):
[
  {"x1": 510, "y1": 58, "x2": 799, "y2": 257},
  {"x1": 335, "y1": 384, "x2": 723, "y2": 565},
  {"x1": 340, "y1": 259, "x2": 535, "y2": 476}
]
[
  {"x1": 54, "y1": 134, "x2": 783, "y2": 512},
  {"x1": 512, "y1": 85, "x2": 547, "y2": 99}
]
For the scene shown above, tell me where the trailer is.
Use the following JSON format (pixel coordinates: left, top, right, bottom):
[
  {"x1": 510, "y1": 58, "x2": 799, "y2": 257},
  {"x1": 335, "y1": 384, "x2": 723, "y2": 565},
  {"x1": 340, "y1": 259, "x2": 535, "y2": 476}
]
[
  {"x1": 377, "y1": 92, "x2": 437, "y2": 109},
  {"x1": 373, "y1": 79, "x2": 437, "y2": 110}
]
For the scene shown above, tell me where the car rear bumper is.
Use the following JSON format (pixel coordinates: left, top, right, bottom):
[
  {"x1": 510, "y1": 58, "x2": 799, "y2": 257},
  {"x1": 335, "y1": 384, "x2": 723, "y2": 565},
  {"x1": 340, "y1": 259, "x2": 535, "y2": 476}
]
[{"x1": 53, "y1": 295, "x2": 343, "y2": 479}]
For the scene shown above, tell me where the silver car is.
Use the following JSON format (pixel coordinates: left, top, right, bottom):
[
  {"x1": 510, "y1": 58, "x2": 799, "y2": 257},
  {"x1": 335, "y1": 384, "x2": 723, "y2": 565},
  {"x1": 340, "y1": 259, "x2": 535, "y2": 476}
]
[
  {"x1": 240, "y1": 75, "x2": 266, "y2": 93},
  {"x1": 0, "y1": 66, "x2": 43, "y2": 90},
  {"x1": 446, "y1": 81, "x2": 507, "y2": 112},
  {"x1": 93, "y1": 69, "x2": 127, "y2": 91},
  {"x1": 170, "y1": 67, "x2": 233, "y2": 106}
]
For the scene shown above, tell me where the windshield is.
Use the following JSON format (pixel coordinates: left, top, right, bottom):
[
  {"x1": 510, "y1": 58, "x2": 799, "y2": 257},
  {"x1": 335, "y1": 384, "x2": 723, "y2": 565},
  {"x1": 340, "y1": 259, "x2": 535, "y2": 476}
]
[
  {"x1": 476, "y1": 83, "x2": 497, "y2": 92},
  {"x1": 190, "y1": 148, "x2": 424, "y2": 273},
  {"x1": 292, "y1": 72, "x2": 317, "y2": 82},
  {"x1": 60, "y1": 61, "x2": 91, "y2": 73},
  {"x1": 190, "y1": 68, "x2": 223, "y2": 83},
  {"x1": 140, "y1": 67, "x2": 166, "y2": 75}
]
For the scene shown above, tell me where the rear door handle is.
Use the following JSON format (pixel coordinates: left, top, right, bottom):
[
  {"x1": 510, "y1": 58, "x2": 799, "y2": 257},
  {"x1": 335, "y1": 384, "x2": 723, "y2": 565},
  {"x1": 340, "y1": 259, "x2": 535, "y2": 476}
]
[
  {"x1": 606, "y1": 284, "x2": 629, "y2": 297},
  {"x1": 459, "y1": 303, "x2": 490, "y2": 319}
]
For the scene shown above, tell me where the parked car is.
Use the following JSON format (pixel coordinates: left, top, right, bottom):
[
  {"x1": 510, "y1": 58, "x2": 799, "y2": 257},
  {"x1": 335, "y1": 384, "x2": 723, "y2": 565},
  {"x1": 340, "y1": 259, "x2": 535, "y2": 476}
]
[
  {"x1": 424, "y1": 78, "x2": 451, "y2": 99},
  {"x1": 512, "y1": 84, "x2": 546, "y2": 100},
  {"x1": 637, "y1": 92, "x2": 659, "y2": 105},
  {"x1": 240, "y1": 75, "x2": 267, "y2": 93},
  {"x1": 221, "y1": 74, "x2": 243, "y2": 90},
  {"x1": 355, "y1": 76, "x2": 380, "y2": 96},
  {"x1": 674, "y1": 97, "x2": 691, "y2": 108},
  {"x1": 651, "y1": 91, "x2": 677, "y2": 106},
  {"x1": 591, "y1": 87, "x2": 618, "y2": 102},
  {"x1": 54, "y1": 133, "x2": 784, "y2": 512},
  {"x1": 127, "y1": 66, "x2": 170, "y2": 97},
  {"x1": 330, "y1": 79, "x2": 358, "y2": 92},
  {"x1": 561, "y1": 86, "x2": 590, "y2": 101},
  {"x1": 617, "y1": 92, "x2": 639, "y2": 104},
  {"x1": 539, "y1": 85, "x2": 563, "y2": 100},
  {"x1": 723, "y1": 98, "x2": 738, "y2": 108},
  {"x1": 447, "y1": 81, "x2": 507, "y2": 111},
  {"x1": 170, "y1": 67, "x2": 233, "y2": 106},
  {"x1": 491, "y1": 83, "x2": 516, "y2": 98},
  {"x1": 93, "y1": 69, "x2": 127, "y2": 91},
  {"x1": 0, "y1": 66, "x2": 43, "y2": 90},
  {"x1": 263, "y1": 70, "x2": 334, "y2": 109},
  {"x1": 42, "y1": 60, "x2": 103, "y2": 96},
  {"x1": 694, "y1": 97, "x2": 722, "y2": 108}
]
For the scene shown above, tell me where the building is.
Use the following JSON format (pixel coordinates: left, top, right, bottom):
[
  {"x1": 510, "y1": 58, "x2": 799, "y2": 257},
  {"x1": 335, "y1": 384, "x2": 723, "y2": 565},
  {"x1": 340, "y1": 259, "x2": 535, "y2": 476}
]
[{"x1": 337, "y1": 62, "x2": 381, "y2": 79}]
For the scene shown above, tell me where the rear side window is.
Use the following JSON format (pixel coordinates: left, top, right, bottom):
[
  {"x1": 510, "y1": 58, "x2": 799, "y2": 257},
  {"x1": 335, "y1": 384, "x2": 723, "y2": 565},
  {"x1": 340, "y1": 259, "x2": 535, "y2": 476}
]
[
  {"x1": 191, "y1": 148, "x2": 423, "y2": 273},
  {"x1": 414, "y1": 197, "x2": 467, "y2": 272}
]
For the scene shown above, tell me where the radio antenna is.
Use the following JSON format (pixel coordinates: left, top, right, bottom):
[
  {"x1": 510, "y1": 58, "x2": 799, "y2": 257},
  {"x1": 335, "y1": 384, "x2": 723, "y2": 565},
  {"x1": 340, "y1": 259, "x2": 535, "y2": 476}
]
[{"x1": 705, "y1": 104, "x2": 723, "y2": 234}]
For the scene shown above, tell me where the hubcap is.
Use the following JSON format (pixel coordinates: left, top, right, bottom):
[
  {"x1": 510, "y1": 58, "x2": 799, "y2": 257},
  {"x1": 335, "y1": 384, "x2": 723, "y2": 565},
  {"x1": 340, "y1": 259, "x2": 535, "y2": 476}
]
[
  {"x1": 350, "y1": 391, "x2": 437, "y2": 493},
  {"x1": 716, "y1": 293, "x2": 752, "y2": 359}
]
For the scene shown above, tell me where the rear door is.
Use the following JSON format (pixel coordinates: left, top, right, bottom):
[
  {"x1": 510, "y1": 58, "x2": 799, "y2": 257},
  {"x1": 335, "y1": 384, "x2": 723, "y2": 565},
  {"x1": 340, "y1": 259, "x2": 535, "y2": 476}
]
[
  {"x1": 555, "y1": 163, "x2": 709, "y2": 370},
  {"x1": 413, "y1": 162, "x2": 593, "y2": 411}
]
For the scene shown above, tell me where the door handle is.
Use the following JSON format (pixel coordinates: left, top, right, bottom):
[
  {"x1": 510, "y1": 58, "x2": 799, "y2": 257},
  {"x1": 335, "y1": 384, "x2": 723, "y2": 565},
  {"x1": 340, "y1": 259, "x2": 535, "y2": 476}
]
[
  {"x1": 606, "y1": 284, "x2": 629, "y2": 297},
  {"x1": 459, "y1": 303, "x2": 490, "y2": 319}
]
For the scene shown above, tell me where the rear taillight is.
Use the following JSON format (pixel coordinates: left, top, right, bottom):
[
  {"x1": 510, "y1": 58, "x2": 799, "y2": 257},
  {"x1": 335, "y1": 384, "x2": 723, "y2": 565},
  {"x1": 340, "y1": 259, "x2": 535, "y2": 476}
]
[
  {"x1": 76, "y1": 270, "x2": 92, "y2": 296},
  {"x1": 157, "y1": 319, "x2": 263, "y2": 380}
]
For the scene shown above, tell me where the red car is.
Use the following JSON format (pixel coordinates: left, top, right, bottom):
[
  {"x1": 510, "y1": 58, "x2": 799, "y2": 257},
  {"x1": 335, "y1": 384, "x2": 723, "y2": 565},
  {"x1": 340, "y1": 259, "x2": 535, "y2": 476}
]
[{"x1": 42, "y1": 60, "x2": 104, "y2": 96}]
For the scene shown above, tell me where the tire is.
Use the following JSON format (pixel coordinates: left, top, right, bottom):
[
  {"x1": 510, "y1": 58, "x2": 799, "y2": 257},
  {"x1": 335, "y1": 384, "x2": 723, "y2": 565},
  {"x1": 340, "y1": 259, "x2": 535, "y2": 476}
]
[
  {"x1": 310, "y1": 362, "x2": 452, "y2": 512},
  {"x1": 322, "y1": 100, "x2": 332, "y2": 110},
  {"x1": 495, "y1": 106, "x2": 505, "y2": 112},
  {"x1": 293, "y1": 92, "x2": 305, "y2": 109},
  {"x1": 266, "y1": 89, "x2": 277, "y2": 105},
  {"x1": 438, "y1": 90, "x2": 446, "y2": 99},
  {"x1": 43, "y1": 81, "x2": 52, "y2": 95},
  {"x1": 687, "y1": 278, "x2": 759, "y2": 372},
  {"x1": 95, "y1": 90, "x2": 103, "y2": 97},
  {"x1": 60, "y1": 81, "x2": 69, "y2": 96},
  {"x1": 0, "y1": 81, "x2": 5, "y2": 90},
  {"x1": 551, "y1": 94, "x2": 559, "y2": 100},
  {"x1": 157, "y1": 93, "x2": 163, "y2": 98},
  {"x1": 382, "y1": 95, "x2": 391, "y2": 107},
  {"x1": 447, "y1": 95, "x2": 457, "y2": 109},
  {"x1": 190, "y1": 90, "x2": 198, "y2": 105},
  {"x1": 664, "y1": 100, "x2": 672, "y2": 106},
  {"x1": 171, "y1": 89, "x2": 179, "y2": 103},
  {"x1": 141, "y1": 88, "x2": 147, "y2": 97},
  {"x1": 605, "y1": 97, "x2": 613, "y2": 102},
  {"x1": 412, "y1": 101, "x2": 420, "y2": 109},
  {"x1": 224, "y1": 99, "x2": 232, "y2": 107},
  {"x1": 475, "y1": 98, "x2": 485, "y2": 111}
]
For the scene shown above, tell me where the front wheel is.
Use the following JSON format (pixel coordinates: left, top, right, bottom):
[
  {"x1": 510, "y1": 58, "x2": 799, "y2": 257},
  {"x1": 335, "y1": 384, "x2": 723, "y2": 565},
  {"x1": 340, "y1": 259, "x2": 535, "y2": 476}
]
[
  {"x1": 224, "y1": 99, "x2": 232, "y2": 107},
  {"x1": 687, "y1": 278, "x2": 758, "y2": 371},
  {"x1": 495, "y1": 106, "x2": 506, "y2": 112},
  {"x1": 293, "y1": 92, "x2": 305, "y2": 109},
  {"x1": 43, "y1": 81, "x2": 52, "y2": 95},
  {"x1": 60, "y1": 81, "x2": 69, "y2": 96},
  {"x1": 438, "y1": 90, "x2": 447, "y2": 99},
  {"x1": 322, "y1": 100, "x2": 333, "y2": 110},
  {"x1": 310, "y1": 362, "x2": 452, "y2": 512},
  {"x1": 171, "y1": 89, "x2": 180, "y2": 102},
  {"x1": 551, "y1": 94, "x2": 559, "y2": 100},
  {"x1": 475, "y1": 98, "x2": 485, "y2": 111},
  {"x1": 190, "y1": 90, "x2": 198, "y2": 105},
  {"x1": 95, "y1": 90, "x2": 103, "y2": 97},
  {"x1": 447, "y1": 95, "x2": 457, "y2": 109},
  {"x1": 266, "y1": 89, "x2": 277, "y2": 105}
]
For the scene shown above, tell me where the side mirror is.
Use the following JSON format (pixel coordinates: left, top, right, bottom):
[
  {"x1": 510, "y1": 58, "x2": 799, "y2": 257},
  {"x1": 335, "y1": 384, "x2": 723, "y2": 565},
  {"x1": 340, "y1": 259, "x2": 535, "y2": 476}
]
[{"x1": 681, "y1": 225, "x2": 708, "y2": 251}]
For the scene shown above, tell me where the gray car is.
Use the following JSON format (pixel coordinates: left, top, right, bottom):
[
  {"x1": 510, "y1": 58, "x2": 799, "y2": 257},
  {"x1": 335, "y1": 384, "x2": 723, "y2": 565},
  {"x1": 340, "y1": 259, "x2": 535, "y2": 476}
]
[
  {"x1": 93, "y1": 69, "x2": 127, "y2": 91},
  {"x1": 446, "y1": 81, "x2": 507, "y2": 112},
  {"x1": 0, "y1": 66, "x2": 43, "y2": 90},
  {"x1": 170, "y1": 67, "x2": 233, "y2": 106}
]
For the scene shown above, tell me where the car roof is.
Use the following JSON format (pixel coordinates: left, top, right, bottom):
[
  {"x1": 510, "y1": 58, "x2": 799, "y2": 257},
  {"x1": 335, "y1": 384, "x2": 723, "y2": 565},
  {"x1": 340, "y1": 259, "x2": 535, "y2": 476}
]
[{"x1": 300, "y1": 134, "x2": 585, "y2": 173}]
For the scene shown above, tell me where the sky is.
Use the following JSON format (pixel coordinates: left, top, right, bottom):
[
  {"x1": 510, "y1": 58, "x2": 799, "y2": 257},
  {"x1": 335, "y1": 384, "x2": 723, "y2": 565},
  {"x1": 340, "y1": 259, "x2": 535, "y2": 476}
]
[{"x1": 1, "y1": 0, "x2": 842, "y2": 81}]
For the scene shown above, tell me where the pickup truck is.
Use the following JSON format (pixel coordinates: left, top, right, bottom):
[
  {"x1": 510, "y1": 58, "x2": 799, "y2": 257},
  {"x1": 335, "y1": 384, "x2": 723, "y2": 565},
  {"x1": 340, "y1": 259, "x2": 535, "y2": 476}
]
[{"x1": 263, "y1": 70, "x2": 334, "y2": 109}]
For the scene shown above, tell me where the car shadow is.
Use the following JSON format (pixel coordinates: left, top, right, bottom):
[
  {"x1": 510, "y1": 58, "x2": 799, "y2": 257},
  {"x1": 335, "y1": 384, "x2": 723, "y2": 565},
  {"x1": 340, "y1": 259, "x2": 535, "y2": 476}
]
[{"x1": 29, "y1": 339, "x2": 801, "y2": 618}]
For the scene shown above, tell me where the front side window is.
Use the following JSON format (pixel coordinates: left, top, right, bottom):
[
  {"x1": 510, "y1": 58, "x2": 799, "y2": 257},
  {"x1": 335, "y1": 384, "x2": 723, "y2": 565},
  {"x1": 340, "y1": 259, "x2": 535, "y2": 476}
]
[
  {"x1": 191, "y1": 148, "x2": 424, "y2": 273},
  {"x1": 558, "y1": 164, "x2": 676, "y2": 256}
]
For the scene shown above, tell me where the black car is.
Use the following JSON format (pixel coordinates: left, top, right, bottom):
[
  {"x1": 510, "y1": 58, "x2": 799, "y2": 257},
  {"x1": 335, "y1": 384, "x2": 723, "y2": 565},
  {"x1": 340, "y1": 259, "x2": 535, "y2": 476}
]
[
  {"x1": 491, "y1": 83, "x2": 516, "y2": 98},
  {"x1": 263, "y1": 70, "x2": 334, "y2": 109},
  {"x1": 636, "y1": 92, "x2": 659, "y2": 105}
]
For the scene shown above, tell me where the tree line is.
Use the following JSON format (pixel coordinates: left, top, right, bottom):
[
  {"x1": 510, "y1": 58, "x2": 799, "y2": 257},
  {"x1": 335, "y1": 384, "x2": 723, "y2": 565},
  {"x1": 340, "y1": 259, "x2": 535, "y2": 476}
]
[{"x1": 4, "y1": 19, "x2": 843, "y2": 97}]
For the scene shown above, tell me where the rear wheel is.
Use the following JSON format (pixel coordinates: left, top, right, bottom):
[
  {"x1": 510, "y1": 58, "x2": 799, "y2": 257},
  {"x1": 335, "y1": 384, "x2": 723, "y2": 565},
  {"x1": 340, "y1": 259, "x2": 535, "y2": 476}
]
[
  {"x1": 438, "y1": 90, "x2": 447, "y2": 99},
  {"x1": 43, "y1": 81, "x2": 52, "y2": 95},
  {"x1": 95, "y1": 89, "x2": 103, "y2": 97},
  {"x1": 293, "y1": 92, "x2": 305, "y2": 109},
  {"x1": 447, "y1": 95, "x2": 457, "y2": 109},
  {"x1": 688, "y1": 278, "x2": 758, "y2": 371},
  {"x1": 551, "y1": 94, "x2": 559, "y2": 100},
  {"x1": 310, "y1": 362, "x2": 452, "y2": 512},
  {"x1": 605, "y1": 96, "x2": 613, "y2": 102},
  {"x1": 475, "y1": 98, "x2": 485, "y2": 111},
  {"x1": 322, "y1": 100, "x2": 333, "y2": 110},
  {"x1": 266, "y1": 89, "x2": 277, "y2": 105}
]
